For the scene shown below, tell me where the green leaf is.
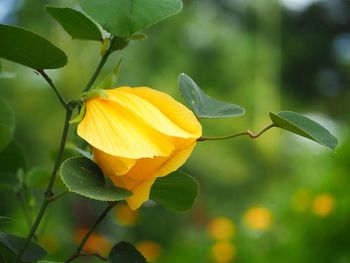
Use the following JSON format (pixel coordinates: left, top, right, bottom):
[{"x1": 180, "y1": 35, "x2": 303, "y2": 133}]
[
  {"x1": 150, "y1": 171, "x2": 199, "y2": 212},
  {"x1": 0, "y1": 97, "x2": 15, "y2": 152},
  {"x1": 0, "y1": 232, "x2": 47, "y2": 262},
  {"x1": 80, "y1": 0, "x2": 183, "y2": 37},
  {"x1": 109, "y1": 242, "x2": 147, "y2": 263},
  {"x1": 178, "y1": 73, "x2": 245, "y2": 118},
  {"x1": 0, "y1": 140, "x2": 26, "y2": 188},
  {"x1": 46, "y1": 6, "x2": 102, "y2": 41},
  {"x1": 0, "y1": 217, "x2": 13, "y2": 224},
  {"x1": 60, "y1": 157, "x2": 131, "y2": 201},
  {"x1": 269, "y1": 111, "x2": 338, "y2": 150},
  {"x1": 0, "y1": 24, "x2": 67, "y2": 70}
]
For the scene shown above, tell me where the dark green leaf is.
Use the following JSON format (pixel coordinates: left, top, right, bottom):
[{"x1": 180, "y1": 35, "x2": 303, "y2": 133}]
[
  {"x1": 0, "y1": 232, "x2": 47, "y2": 262},
  {"x1": 0, "y1": 24, "x2": 67, "y2": 69},
  {"x1": 80, "y1": 0, "x2": 183, "y2": 37},
  {"x1": 270, "y1": 111, "x2": 338, "y2": 150},
  {"x1": 0, "y1": 97, "x2": 15, "y2": 152},
  {"x1": 178, "y1": 73, "x2": 245, "y2": 118},
  {"x1": 109, "y1": 242, "x2": 147, "y2": 263},
  {"x1": 60, "y1": 157, "x2": 131, "y2": 201},
  {"x1": 150, "y1": 171, "x2": 198, "y2": 212},
  {"x1": 46, "y1": 6, "x2": 102, "y2": 41}
]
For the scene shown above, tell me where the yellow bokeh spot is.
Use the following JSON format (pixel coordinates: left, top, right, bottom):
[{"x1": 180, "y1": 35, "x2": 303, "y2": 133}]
[
  {"x1": 136, "y1": 241, "x2": 162, "y2": 262},
  {"x1": 207, "y1": 217, "x2": 236, "y2": 241},
  {"x1": 312, "y1": 193, "x2": 335, "y2": 217},
  {"x1": 243, "y1": 206, "x2": 272, "y2": 231},
  {"x1": 292, "y1": 188, "x2": 312, "y2": 213},
  {"x1": 211, "y1": 242, "x2": 236, "y2": 263},
  {"x1": 74, "y1": 229, "x2": 112, "y2": 257},
  {"x1": 115, "y1": 203, "x2": 139, "y2": 226},
  {"x1": 38, "y1": 234, "x2": 60, "y2": 253}
]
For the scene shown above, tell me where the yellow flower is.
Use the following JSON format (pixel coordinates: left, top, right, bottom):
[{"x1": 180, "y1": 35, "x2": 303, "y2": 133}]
[
  {"x1": 136, "y1": 241, "x2": 162, "y2": 262},
  {"x1": 312, "y1": 193, "x2": 335, "y2": 217},
  {"x1": 211, "y1": 242, "x2": 236, "y2": 263},
  {"x1": 207, "y1": 217, "x2": 236, "y2": 241},
  {"x1": 243, "y1": 206, "x2": 272, "y2": 231},
  {"x1": 77, "y1": 87, "x2": 202, "y2": 210}
]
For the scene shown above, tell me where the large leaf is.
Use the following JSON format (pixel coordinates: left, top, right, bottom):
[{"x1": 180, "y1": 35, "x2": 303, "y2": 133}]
[
  {"x1": 0, "y1": 232, "x2": 47, "y2": 262},
  {"x1": 150, "y1": 171, "x2": 198, "y2": 212},
  {"x1": 80, "y1": 0, "x2": 183, "y2": 37},
  {"x1": 46, "y1": 6, "x2": 102, "y2": 41},
  {"x1": 270, "y1": 111, "x2": 338, "y2": 150},
  {"x1": 0, "y1": 24, "x2": 67, "y2": 69},
  {"x1": 109, "y1": 242, "x2": 147, "y2": 263},
  {"x1": 60, "y1": 157, "x2": 131, "y2": 201},
  {"x1": 178, "y1": 73, "x2": 245, "y2": 118},
  {"x1": 0, "y1": 97, "x2": 15, "y2": 152}
]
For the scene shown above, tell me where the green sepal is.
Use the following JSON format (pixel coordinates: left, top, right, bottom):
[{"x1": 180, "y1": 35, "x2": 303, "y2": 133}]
[
  {"x1": 94, "y1": 59, "x2": 123, "y2": 91},
  {"x1": 80, "y1": 89, "x2": 108, "y2": 101},
  {"x1": 69, "y1": 103, "x2": 86, "y2": 124}
]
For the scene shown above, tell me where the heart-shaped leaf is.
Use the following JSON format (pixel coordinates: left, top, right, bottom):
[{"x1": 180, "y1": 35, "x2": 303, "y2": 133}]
[
  {"x1": 0, "y1": 97, "x2": 15, "y2": 152},
  {"x1": 0, "y1": 232, "x2": 47, "y2": 262},
  {"x1": 60, "y1": 156, "x2": 131, "y2": 201},
  {"x1": 178, "y1": 73, "x2": 245, "y2": 118},
  {"x1": 269, "y1": 111, "x2": 338, "y2": 150},
  {"x1": 0, "y1": 24, "x2": 67, "y2": 70},
  {"x1": 80, "y1": 0, "x2": 183, "y2": 37},
  {"x1": 109, "y1": 242, "x2": 147, "y2": 263},
  {"x1": 46, "y1": 6, "x2": 102, "y2": 41},
  {"x1": 150, "y1": 171, "x2": 198, "y2": 212}
]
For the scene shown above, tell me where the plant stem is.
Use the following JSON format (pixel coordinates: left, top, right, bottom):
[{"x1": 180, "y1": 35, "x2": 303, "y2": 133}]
[
  {"x1": 47, "y1": 190, "x2": 69, "y2": 202},
  {"x1": 65, "y1": 202, "x2": 118, "y2": 263},
  {"x1": 14, "y1": 109, "x2": 72, "y2": 263},
  {"x1": 198, "y1": 124, "x2": 276, "y2": 142},
  {"x1": 38, "y1": 70, "x2": 69, "y2": 110},
  {"x1": 82, "y1": 38, "x2": 116, "y2": 93}
]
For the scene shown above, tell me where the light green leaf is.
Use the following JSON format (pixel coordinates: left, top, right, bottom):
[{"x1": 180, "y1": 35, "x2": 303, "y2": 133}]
[
  {"x1": 0, "y1": 97, "x2": 15, "y2": 152},
  {"x1": 0, "y1": 232, "x2": 47, "y2": 262},
  {"x1": 46, "y1": 6, "x2": 102, "y2": 41},
  {"x1": 109, "y1": 242, "x2": 147, "y2": 263},
  {"x1": 150, "y1": 171, "x2": 198, "y2": 212},
  {"x1": 178, "y1": 73, "x2": 245, "y2": 118},
  {"x1": 270, "y1": 111, "x2": 338, "y2": 150},
  {"x1": 0, "y1": 24, "x2": 67, "y2": 70},
  {"x1": 60, "y1": 157, "x2": 131, "y2": 201},
  {"x1": 80, "y1": 0, "x2": 183, "y2": 37}
]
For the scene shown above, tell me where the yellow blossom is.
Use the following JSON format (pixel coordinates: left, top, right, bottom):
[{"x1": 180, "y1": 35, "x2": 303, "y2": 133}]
[
  {"x1": 211, "y1": 242, "x2": 236, "y2": 263},
  {"x1": 77, "y1": 87, "x2": 202, "y2": 209},
  {"x1": 136, "y1": 241, "x2": 162, "y2": 262},
  {"x1": 243, "y1": 206, "x2": 272, "y2": 231},
  {"x1": 207, "y1": 217, "x2": 236, "y2": 241},
  {"x1": 312, "y1": 193, "x2": 335, "y2": 217}
]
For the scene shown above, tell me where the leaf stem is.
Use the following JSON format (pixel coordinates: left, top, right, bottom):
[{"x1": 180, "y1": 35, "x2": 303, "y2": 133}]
[
  {"x1": 47, "y1": 190, "x2": 69, "y2": 202},
  {"x1": 37, "y1": 70, "x2": 68, "y2": 110},
  {"x1": 14, "y1": 109, "x2": 72, "y2": 263},
  {"x1": 82, "y1": 38, "x2": 117, "y2": 93},
  {"x1": 65, "y1": 201, "x2": 118, "y2": 263},
  {"x1": 198, "y1": 124, "x2": 276, "y2": 141}
]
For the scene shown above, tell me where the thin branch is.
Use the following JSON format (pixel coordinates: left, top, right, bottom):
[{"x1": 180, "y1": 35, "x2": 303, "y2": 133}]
[
  {"x1": 80, "y1": 252, "x2": 108, "y2": 261},
  {"x1": 14, "y1": 109, "x2": 73, "y2": 263},
  {"x1": 198, "y1": 124, "x2": 276, "y2": 142},
  {"x1": 37, "y1": 70, "x2": 68, "y2": 110},
  {"x1": 65, "y1": 202, "x2": 118, "y2": 263},
  {"x1": 47, "y1": 190, "x2": 69, "y2": 202}
]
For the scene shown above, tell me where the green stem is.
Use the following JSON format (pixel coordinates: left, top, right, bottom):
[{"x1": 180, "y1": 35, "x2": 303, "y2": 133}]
[
  {"x1": 198, "y1": 124, "x2": 276, "y2": 142},
  {"x1": 14, "y1": 109, "x2": 72, "y2": 263},
  {"x1": 65, "y1": 202, "x2": 118, "y2": 263},
  {"x1": 38, "y1": 70, "x2": 69, "y2": 110},
  {"x1": 47, "y1": 190, "x2": 69, "y2": 202},
  {"x1": 82, "y1": 38, "x2": 116, "y2": 93}
]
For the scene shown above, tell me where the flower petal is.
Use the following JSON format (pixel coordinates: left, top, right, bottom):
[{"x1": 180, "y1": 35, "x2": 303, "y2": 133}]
[
  {"x1": 113, "y1": 87, "x2": 202, "y2": 138},
  {"x1": 77, "y1": 98, "x2": 175, "y2": 159}
]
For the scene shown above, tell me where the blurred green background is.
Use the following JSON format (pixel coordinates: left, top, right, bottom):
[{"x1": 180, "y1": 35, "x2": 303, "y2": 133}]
[{"x1": 1, "y1": 0, "x2": 349, "y2": 262}]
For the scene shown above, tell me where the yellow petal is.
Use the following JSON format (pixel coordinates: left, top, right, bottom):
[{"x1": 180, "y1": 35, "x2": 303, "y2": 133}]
[
  {"x1": 77, "y1": 98, "x2": 175, "y2": 159},
  {"x1": 114, "y1": 87, "x2": 202, "y2": 138},
  {"x1": 93, "y1": 147, "x2": 136, "y2": 176}
]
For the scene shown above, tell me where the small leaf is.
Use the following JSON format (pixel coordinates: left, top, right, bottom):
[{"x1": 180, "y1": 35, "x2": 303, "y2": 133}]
[
  {"x1": 60, "y1": 157, "x2": 131, "y2": 201},
  {"x1": 0, "y1": 232, "x2": 47, "y2": 262},
  {"x1": 80, "y1": 0, "x2": 183, "y2": 37},
  {"x1": 269, "y1": 111, "x2": 338, "y2": 150},
  {"x1": 109, "y1": 242, "x2": 147, "y2": 263},
  {"x1": 0, "y1": 97, "x2": 15, "y2": 152},
  {"x1": 150, "y1": 171, "x2": 199, "y2": 212},
  {"x1": 0, "y1": 24, "x2": 67, "y2": 70},
  {"x1": 178, "y1": 73, "x2": 245, "y2": 118},
  {"x1": 46, "y1": 6, "x2": 102, "y2": 41}
]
